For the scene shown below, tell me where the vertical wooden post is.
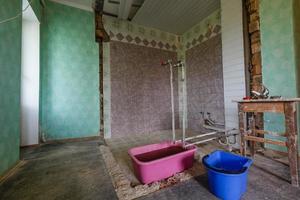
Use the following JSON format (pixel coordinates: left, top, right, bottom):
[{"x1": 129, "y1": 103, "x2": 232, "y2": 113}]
[
  {"x1": 284, "y1": 102, "x2": 299, "y2": 186},
  {"x1": 99, "y1": 42, "x2": 104, "y2": 135},
  {"x1": 238, "y1": 103, "x2": 247, "y2": 156},
  {"x1": 94, "y1": 0, "x2": 110, "y2": 138}
]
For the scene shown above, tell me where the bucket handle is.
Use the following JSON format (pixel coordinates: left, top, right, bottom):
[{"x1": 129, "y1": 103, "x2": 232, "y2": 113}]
[
  {"x1": 242, "y1": 159, "x2": 253, "y2": 168},
  {"x1": 202, "y1": 155, "x2": 251, "y2": 174}
]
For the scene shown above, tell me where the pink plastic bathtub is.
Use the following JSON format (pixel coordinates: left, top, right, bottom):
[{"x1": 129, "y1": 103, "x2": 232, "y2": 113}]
[{"x1": 128, "y1": 141, "x2": 196, "y2": 184}]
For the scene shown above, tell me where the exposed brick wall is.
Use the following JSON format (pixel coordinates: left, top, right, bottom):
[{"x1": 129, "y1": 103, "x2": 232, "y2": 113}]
[
  {"x1": 246, "y1": 0, "x2": 264, "y2": 130},
  {"x1": 246, "y1": 0, "x2": 262, "y2": 93}
]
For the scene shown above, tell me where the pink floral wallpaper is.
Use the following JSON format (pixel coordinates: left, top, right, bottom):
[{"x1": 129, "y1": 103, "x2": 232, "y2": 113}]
[
  {"x1": 110, "y1": 41, "x2": 179, "y2": 137},
  {"x1": 186, "y1": 35, "x2": 224, "y2": 132}
]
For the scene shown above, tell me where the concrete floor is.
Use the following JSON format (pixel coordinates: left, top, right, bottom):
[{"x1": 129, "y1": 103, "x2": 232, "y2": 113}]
[
  {"x1": 1, "y1": 139, "x2": 300, "y2": 200},
  {"x1": 0, "y1": 140, "x2": 118, "y2": 200},
  {"x1": 140, "y1": 159, "x2": 300, "y2": 200}
]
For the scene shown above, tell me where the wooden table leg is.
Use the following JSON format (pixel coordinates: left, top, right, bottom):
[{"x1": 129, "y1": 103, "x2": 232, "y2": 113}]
[
  {"x1": 249, "y1": 114, "x2": 256, "y2": 157},
  {"x1": 284, "y1": 102, "x2": 299, "y2": 187},
  {"x1": 238, "y1": 103, "x2": 247, "y2": 156}
]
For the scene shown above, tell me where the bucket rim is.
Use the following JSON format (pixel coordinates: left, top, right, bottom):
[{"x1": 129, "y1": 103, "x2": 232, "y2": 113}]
[{"x1": 202, "y1": 150, "x2": 253, "y2": 174}]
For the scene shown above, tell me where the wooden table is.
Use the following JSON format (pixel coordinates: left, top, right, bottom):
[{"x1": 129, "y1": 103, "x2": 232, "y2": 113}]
[{"x1": 236, "y1": 98, "x2": 300, "y2": 187}]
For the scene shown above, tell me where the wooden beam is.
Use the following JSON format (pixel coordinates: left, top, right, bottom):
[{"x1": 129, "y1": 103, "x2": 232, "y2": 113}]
[
  {"x1": 94, "y1": 0, "x2": 110, "y2": 42},
  {"x1": 94, "y1": 0, "x2": 110, "y2": 138},
  {"x1": 244, "y1": 135, "x2": 287, "y2": 147},
  {"x1": 98, "y1": 43, "x2": 104, "y2": 135},
  {"x1": 254, "y1": 129, "x2": 287, "y2": 137},
  {"x1": 118, "y1": 0, "x2": 133, "y2": 20},
  {"x1": 108, "y1": 0, "x2": 142, "y2": 8},
  {"x1": 94, "y1": 0, "x2": 105, "y2": 13},
  {"x1": 240, "y1": 102, "x2": 284, "y2": 113}
]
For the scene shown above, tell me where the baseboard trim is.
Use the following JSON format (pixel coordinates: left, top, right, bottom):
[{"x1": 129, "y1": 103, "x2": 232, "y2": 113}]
[
  {"x1": 0, "y1": 160, "x2": 26, "y2": 185},
  {"x1": 43, "y1": 136, "x2": 102, "y2": 144},
  {"x1": 20, "y1": 143, "x2": 40, "y2": 148}
]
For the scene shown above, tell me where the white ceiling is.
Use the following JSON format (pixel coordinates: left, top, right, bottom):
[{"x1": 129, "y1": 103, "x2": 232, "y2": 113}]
[
  {"x1": 49, "y1": 0, "x2": 220, "y2": 34},
  {"x1": 132, "y1": 0, "x2": 220, "y2": 34}
]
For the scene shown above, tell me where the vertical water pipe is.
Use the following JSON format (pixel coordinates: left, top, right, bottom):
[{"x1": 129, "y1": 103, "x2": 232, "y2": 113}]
[
  {"x1": 169, "y1": 62, "x2": 176, "y2": 142},
  {"x1": 181, "y1": 63, "x2": 186, "y2": 147}
]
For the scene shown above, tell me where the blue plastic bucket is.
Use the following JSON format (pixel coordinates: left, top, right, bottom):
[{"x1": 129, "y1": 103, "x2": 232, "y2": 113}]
[{"x1": 202, "y1": 150, "x2": 253, "y2": 200}]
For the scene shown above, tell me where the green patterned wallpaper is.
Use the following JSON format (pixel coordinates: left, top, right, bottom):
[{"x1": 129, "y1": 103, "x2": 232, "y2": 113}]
[
  {"x1": 294, "y1": 0, "x2": 300, "y2": 94},
  {"x1": 0, "y1": 0, "x2": 22, "y2": 175},
  {"x1": 40, "y1": 0, "x2": 100, "y2": 140},
  {"x1": 260, "y1": 0, "x2": 299, "y2": 152},
  {"x1": 293, "y1": 0, "x2": 300, "y2": 152}
]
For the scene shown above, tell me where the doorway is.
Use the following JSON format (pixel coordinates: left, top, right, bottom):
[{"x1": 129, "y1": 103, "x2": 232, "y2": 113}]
[{"x1": 21, "y1": 0, "x2": 40, "y2": 146}]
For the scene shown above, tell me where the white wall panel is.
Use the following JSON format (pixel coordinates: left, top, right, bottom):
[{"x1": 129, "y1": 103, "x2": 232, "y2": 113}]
[
  {"x1": 21, "y1": 2, "x2": 40, "y2": 146},
  {"x1": 221, "y1": 0, "x2": 246, "y2": 132}
]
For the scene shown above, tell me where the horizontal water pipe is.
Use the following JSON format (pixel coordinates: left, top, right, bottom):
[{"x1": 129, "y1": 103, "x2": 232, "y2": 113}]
[
  {"x1": 185, "y1": 137, "x2": 218, "y2": 147},
  {"x1": 180, "y1": 131, "x2": 218, "y2": 142},
  {"x1": 183, "y1": 132, "x2": 239, "y2": 147},
  {"x1": 203, "y1": 124, "x2": 237, "y2": 133}
]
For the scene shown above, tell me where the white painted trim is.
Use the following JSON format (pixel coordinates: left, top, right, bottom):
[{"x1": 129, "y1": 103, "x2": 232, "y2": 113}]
[
  {"x1": 49, "y1": 0, "x2": 93, "y2": 12},
  {"x1": 221, "y1": 0, "x2": 246, "y2": 148}
]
